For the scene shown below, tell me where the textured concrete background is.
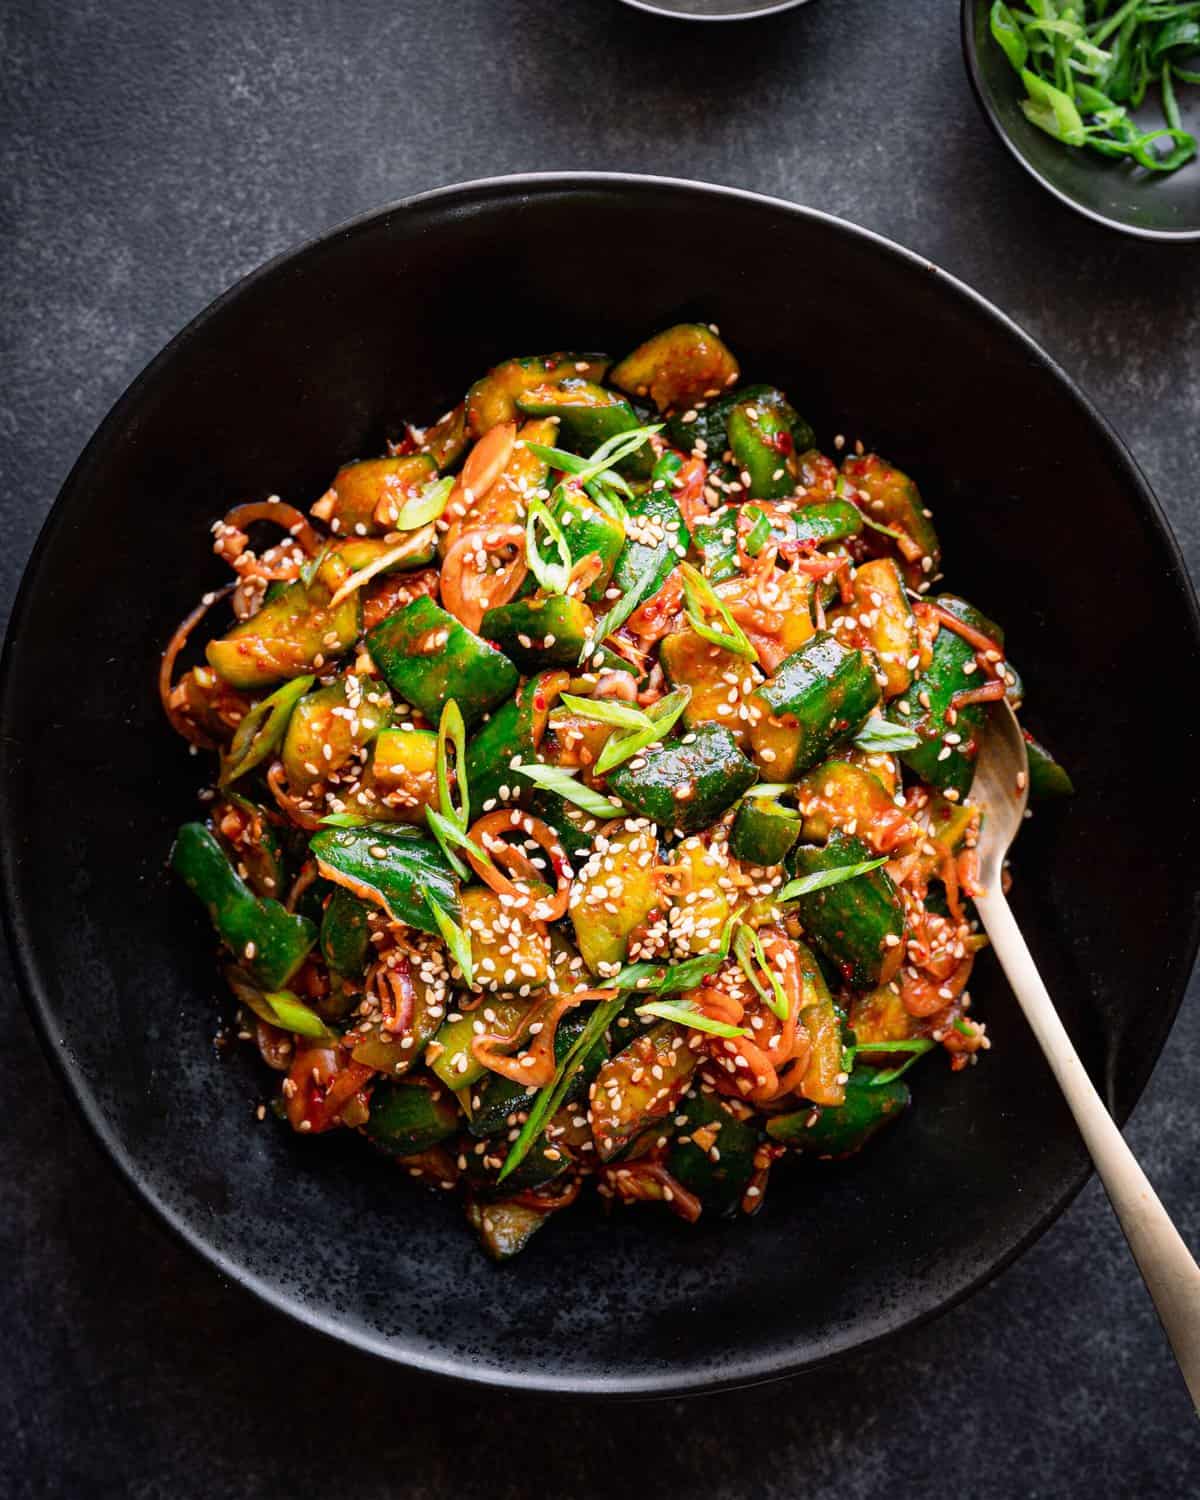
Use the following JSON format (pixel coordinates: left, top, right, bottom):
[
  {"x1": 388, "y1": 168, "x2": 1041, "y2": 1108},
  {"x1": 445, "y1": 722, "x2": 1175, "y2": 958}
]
[{"x1": 2, "y1": 1, "x2": 1198, "y2": 1495}]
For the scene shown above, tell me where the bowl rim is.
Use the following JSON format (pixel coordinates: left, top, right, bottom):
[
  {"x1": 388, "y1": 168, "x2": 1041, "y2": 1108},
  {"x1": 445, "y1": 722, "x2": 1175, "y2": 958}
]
[
  {"x1": 960, "y1": 0, "x2": 1200, "y2": 243},
  {"x1": 616, "y1": 0, "x2": 810, "y2": 19},
  {"x1": 3, "y1": 171, "x2": 1199, "y2": 1397}
]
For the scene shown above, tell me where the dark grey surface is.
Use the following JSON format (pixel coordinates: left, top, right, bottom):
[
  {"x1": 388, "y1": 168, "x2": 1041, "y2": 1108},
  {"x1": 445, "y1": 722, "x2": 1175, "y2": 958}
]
[{"x1": 1, "y1": 0, "x2": 1197, "y2": 1495}]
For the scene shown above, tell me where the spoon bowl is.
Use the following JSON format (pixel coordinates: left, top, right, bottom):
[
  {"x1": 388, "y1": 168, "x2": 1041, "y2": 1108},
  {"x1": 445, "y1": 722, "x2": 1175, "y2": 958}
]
[{"x1": 970, "y1": 701, "x2": 1029, "y2": 890}]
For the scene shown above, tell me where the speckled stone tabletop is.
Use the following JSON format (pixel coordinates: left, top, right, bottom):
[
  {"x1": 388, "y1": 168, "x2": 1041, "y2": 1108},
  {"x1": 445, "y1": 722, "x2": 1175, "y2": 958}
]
[{"x1": 2, "y1": 1, "x2": 1198, "y2": 1495}]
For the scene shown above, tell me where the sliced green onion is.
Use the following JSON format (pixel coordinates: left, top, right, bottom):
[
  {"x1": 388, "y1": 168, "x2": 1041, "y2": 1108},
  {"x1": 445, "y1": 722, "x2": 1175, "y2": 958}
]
[
  {"x1": 743, "y1": 506, "x2": 772, "y2": 557},
  {"x1": 559, "y1": 690, "x2": 653, "y2": 733},
  {"x1": 585, "y1": 478, "x2": 632, "y2": 521},
  {"x1": 853, "y1": 716, "x2": 921, "y2": 753},
  {"x1": 777, "y1": 856, "x2": 888, "y2": 901},
  {"x1": 392, "y1": 474, "x2": 454, "y2": 531},
  {"x1": 436, "y1": 699, "x2": 469, "y2": 830},
  {"x1": 517, "y1": 763, "x2": 625, "y2": 819},
  {"x1": 261, "y1": 990, "x2": 336, "y2": 1039},
  {"x1": 498, "y1": 994, "x2": 625, "y2": 1181},
  {"x1": 525, "y1": 496, "x2": 573, "y2": 595},
  {"x1": 732, "y1": 924, "x2": 790, "y2": 1021},
  {"x1": 317, "y1": 810, "x2": 374, "y2": 828},
  {"x1": 574, "y1": 424, "x2": 661, "y2": 485},
  {"x1": 863, "y1": 1039, "x2": 936, "y2": 1087},
  {"x1": 581, "y1": 563, "x2": 659, "y2": 665},
  {"x1": 429, "y1": 899, "x2": 474, "y2": 988},
  {"x1": 990, "y1": 2, "x2": 1029, "y2": 70},
  {"x1": 526, "y1": 424, "x2": 660, "y2": 489},
  {"x1": 425, "y1": 805, "x2": 491, "y2": 880},
  {"x1": 679, "y1": 562, "x2": 756, "y2": 661},
  {"x1": 634, "y1": 999, "x2": 747, "y2": 1038},
  {"x1": 220, "y1": 674, "x2": 314, "y2": 786},
  {"x1": 592, "y1": 685, "x2": 691, "y2": 777}
]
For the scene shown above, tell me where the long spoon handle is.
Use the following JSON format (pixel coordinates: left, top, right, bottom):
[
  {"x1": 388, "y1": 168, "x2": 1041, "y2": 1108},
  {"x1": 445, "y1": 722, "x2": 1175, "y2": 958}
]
[{"x1": 976, "y1": 887, "x2": 1200, "y2": 1413}]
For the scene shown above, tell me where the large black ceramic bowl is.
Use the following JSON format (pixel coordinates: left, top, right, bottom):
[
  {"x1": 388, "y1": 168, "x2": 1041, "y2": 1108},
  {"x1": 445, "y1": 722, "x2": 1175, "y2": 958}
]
[
  {"x1": 963, "y1": 0, "x2": 1200, "y2": 240},
  {"x1": 3, "y1": 175, "x2": 1198, "y2": 1396}
]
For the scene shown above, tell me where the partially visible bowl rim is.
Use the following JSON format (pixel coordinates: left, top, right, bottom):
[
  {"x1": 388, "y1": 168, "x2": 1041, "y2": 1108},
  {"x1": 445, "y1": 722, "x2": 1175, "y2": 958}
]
[
  {"x1": 3, "y1": 171, "x2": 1199, "y2": 1396},
  {"x1": 617, "y1": 0, "x2": 810, "y2": 19},
  {"x1": 961, "y1": 0, "x2": 1200, "y2": 243}
]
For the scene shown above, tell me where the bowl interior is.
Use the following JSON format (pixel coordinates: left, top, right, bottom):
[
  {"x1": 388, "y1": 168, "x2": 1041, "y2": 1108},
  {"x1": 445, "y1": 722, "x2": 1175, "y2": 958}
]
[
  {"x1": 965, "y1": 0, "x2": 1200, "y2": 239},
  {"x1": 4, "y1": 176, "x2": 1198, "y2": 1394}
]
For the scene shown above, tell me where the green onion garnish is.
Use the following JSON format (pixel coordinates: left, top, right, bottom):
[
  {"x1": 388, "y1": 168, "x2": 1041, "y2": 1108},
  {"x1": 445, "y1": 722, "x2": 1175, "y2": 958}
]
[
  {"x1": 436, "y1": 699, "x2": 469, "y2": 830},
  {"x1": 525, "y1": 496, "x2": 574, "y2": 595},
  {"x1": 862, "y1": 1039, "x2": 936, "y2": 1087},
  {"x1": 498, "y1": 993, "x2": 625, "y2": 1181},
  {"x1": 219, "y1": 674, "x2": 315, "y2": 786},
  {"x1": 634, "y1": 999, "x2": 747, "y2": 1038},
  {"x1": 558, "y1": 691, "x2": 653, "y2": 734},
  {"x1": 425, "y1": 807, "x2": 492, "y2": 879},
  {"x1": 744, "y1": 506, "x2": 772, "y2": 557},
  {"x1": 580, "y1": 562, "x2": 659, "y2": 665},
  {"x1": 679, "y1": 562, "x2": 756, "y2": 661},
  {"x1": 591, "y1": 685, "x2": 691, "y2": 776},
  {"x1": 732, "y1": 924, "x2": 790, "y2": 1021},
  {"x1": 260, "y1": 990, "x2": 335, "y2": 1039},
  {"x1": 852, "y1": 716, "x2": 921, "y2": 753},
  {"x1": 777, "y1": 856, "x2": 888, "y2": 901},
  {"x1": 429, "y1": 899, "x2": 474, "y2": 988},
  {"x1": 517, "y1": 763, "x2": 624, "y2": 819},
  {"x1": 989, "y1": 0, "x2": 1198, "y2": 174},
  {"x1": 391, "y1": 473, "x2": 455, "y2": 531}
]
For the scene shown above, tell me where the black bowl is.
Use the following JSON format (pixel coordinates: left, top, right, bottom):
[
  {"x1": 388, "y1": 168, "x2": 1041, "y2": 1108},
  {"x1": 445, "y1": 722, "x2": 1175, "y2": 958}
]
[
  {"x1": 963, "y1": 0, "x2": 1200, "y2": 240},
  {"x1": 3, "y1": 174, "x2": 1199, "y2": 1396},
  {"x1": 617, "y1": 0, "x2": 808, "y2": 17}
]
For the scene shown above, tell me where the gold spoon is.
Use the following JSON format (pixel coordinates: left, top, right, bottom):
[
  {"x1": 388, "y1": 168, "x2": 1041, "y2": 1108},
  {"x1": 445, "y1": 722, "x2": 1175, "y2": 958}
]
[{"x1": 972, "y1": 700, "x2": 1200, "y2": 1410}]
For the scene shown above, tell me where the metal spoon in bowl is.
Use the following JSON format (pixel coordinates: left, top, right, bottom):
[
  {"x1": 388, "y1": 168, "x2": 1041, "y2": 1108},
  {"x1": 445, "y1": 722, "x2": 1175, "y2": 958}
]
[{"x1": 972, "y1": 701, "x2": 1200, "y2": 1409}]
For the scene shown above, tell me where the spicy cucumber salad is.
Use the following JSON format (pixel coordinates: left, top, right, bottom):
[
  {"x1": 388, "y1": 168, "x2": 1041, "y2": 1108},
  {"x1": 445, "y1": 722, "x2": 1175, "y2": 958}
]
[{"x1": 162, "y1": 323, "x2": 1072, "y2": 1260}]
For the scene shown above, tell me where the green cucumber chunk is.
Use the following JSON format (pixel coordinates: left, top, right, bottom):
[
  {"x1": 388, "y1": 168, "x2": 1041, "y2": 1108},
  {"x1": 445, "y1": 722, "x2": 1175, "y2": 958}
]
[
  {"x1": 481, "y1": 594, "x2": 595, "y2": 672},
  {"x1": 667, "y1": 1089, "x2": 759, "y2": 1218},
  {"x1": 605, "y1": 723, "x2": 758, "y2": 835},
  {"x1": 786, "y1": 831, "x2": 905, "y2": 989},
  {"x1": 367, "y1": 595, "x2": 518, "y2": 727},
  {"x1": 610, "y1": 323, "x2": 740, "y2": 413},
  {"x1": 362, "y1": 1077, "x2": 459, "y2": 1155},
  {"x1": 887, "y1": 594, "x2": 1004, "y2": 799},
  {"x1": 730, "y1": 796, "x2": 801, "y2": 867},
  {"x1": 766, "y1": 1072, "x2": 910, "y2": 1156},
  {"x1": 172, "y1": 822, "x2": 316, "y2": 990},
  {"x1": 308, "y1": 823, "x2": 459, "y2": 935},
  {"x1": 749, "y1": 632, "x2": 881, "y2": 780}
]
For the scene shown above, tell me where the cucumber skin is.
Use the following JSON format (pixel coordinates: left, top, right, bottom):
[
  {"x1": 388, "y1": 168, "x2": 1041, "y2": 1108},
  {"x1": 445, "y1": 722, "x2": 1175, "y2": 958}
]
[
  {"x1": 606, "y1": 723, "x2": 758, "y2": 835},
  {"x1": 367, "y1": 596, "x2": 517, "y2": 727},
  {"x1": 667, "y1": 1090, "x2": 759, "y2": 1217},
  {"x1": 787, "y1": 832, "x2": 905, "y2": 989},
  {"x1": 753, "y1": 632, "x2": 881, "y2": 778},
  {"x1": 362, "y1": 1079, "x2": 459, "y2": 1155},
  {"x1": 767, "y1": 1073, "x2": 910, "y2": 1156},
  {"x1": 889, "y1": 594, "x2": 1003, "y2": 798},
  {"x1": 481, "y1": 594, "x2": 593, "y2": 673},
  {"x1": 730, "y1": 799, "x2": 801, "y2": 867}
]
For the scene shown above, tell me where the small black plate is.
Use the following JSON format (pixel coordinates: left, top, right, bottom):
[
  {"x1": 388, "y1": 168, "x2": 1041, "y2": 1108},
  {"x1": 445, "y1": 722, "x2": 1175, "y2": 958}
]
[
  {"x1": 963, "y1": 0, "x2": 1200, "y2": 240},
  {"x1": 3, "y1": 174, "x2": 1199, "y2": 1395}
]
